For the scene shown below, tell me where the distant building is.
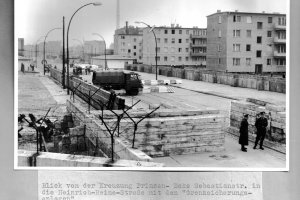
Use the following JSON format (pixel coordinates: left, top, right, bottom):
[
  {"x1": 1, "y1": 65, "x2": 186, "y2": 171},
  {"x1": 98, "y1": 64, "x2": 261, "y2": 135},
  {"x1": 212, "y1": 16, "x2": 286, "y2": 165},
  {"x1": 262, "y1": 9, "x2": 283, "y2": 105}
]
[
  {"x1": 206, "y1": 10, "x2": 286, "y2": 73},
  {"x1": 91, "y1": 55, "x2": 135, "y2": 70},
  {"x1": 114, "y1": 22, "x2": 143, "y2": 63},
  {"x1": 18, "y1": 38, "x2": 24, "y2": 56},
  {"x1": 141, "y1": 24, "x2": 207, "y2": 67}
]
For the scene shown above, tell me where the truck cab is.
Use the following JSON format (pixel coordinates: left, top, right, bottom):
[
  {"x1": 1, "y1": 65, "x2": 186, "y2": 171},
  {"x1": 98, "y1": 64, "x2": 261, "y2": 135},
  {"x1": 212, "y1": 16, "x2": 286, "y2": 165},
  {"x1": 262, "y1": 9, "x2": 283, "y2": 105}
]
[{"x1": 124, "y1": 72, "x2": 143, "y2": 95}]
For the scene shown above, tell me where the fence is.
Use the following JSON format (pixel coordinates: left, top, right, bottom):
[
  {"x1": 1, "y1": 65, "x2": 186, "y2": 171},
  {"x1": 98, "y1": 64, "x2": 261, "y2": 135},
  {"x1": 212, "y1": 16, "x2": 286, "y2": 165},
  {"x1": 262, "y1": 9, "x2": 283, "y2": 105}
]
[{"x1": 125, "y1": 64, "x2": 286, "y2": 93}]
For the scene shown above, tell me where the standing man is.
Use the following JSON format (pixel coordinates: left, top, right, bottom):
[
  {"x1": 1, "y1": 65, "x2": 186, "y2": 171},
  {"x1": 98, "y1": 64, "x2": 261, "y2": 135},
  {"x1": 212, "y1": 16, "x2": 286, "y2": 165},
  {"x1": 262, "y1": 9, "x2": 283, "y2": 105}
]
[
  {"x1": 254, "y1": 112, "x2": 268, "y2": 150},
  {"x1": 20, "y1": 63, "x2": 25, "y2": 74},
  {"x1": 239, "y1": 114, "x2": 249, "y2": 152}
]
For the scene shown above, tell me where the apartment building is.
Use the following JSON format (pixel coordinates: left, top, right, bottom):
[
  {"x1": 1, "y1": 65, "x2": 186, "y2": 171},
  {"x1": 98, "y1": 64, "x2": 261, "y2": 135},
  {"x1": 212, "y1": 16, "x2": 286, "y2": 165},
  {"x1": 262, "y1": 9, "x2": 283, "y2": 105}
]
[
  {"x1": 141, "y1": 24, "x2": 207, "y2": 67},
  {"x1": 114, "y1": 22, "x2": 143, "y2": 62},
  {"x1": 206, "y1": 10, "x2": 286, "y2": 73}
]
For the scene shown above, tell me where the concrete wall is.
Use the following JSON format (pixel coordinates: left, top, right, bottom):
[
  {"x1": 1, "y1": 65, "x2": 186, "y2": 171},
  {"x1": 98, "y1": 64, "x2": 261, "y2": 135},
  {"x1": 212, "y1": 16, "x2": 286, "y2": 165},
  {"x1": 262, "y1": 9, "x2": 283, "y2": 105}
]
[
  {"x1": 18, "y1": 150, "x2": 164, "y2": 167},
  {"x1": 228, "y1": 99, "x2": 286, "y2": 153},
  {"x1": 125, "y1": 63, "x2": 286, "y2": 93},
  {"x1": 67, "y1": 99, "x2": 226, "y2": 158},
  {"x1": 49, "y1": 67, "x2": 125, "y2": 109}
]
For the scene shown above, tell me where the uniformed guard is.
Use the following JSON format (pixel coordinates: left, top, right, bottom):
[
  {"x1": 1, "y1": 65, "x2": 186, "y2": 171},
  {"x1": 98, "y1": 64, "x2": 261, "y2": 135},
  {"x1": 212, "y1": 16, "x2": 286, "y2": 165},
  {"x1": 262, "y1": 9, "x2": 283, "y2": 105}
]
[
  {"x1": 239, "y1": 114, "x2": 249, "y2": 152},
  {"x1": 254, "y1": 112, "x2": 268, "y2": 150}
]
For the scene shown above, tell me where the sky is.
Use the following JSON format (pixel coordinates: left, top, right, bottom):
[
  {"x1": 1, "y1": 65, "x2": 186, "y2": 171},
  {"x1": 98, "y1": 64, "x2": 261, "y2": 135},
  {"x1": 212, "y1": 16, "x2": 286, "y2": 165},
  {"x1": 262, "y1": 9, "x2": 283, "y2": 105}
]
[{"x1": 15, "y1": 0, "x2": 288, "y2": 46}]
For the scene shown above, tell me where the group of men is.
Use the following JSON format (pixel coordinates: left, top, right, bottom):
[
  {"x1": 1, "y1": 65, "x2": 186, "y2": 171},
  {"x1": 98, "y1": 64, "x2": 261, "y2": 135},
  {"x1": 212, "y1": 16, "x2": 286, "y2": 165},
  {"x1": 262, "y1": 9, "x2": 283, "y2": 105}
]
[{"x1": 239, "y1": 112, "x2": 269, "y2": 152}]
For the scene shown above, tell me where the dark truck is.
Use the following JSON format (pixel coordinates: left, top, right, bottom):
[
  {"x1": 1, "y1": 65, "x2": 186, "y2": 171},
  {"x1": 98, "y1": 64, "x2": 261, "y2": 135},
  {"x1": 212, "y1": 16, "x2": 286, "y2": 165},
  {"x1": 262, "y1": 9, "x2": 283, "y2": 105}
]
[{"x1": 92, "y1": 71, "x2": 143, "y2": 95}]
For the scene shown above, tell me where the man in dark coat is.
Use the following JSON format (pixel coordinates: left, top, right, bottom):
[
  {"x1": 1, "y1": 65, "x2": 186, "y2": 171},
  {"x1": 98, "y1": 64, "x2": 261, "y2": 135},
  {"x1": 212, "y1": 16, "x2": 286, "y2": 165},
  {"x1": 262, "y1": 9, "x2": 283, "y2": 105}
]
[
  {"x1": 239, "y1": 114, "x2": 249, "y2": 152},
  {"x1": 254, "y1": 112, "x2": 268, "y2": 150}
]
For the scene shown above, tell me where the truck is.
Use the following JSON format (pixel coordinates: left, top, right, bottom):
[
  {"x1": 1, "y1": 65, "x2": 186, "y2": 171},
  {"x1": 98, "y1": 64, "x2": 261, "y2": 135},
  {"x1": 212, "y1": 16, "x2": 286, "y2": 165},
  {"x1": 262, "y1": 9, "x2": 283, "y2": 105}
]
[{"x1": 92, "y1": 71, "x2": 143, "y2": 95}]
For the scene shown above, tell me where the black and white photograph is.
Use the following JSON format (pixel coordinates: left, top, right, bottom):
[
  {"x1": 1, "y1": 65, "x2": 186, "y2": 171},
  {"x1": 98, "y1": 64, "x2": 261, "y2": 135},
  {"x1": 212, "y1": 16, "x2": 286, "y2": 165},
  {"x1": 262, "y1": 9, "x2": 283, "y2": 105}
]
[{"x1": 16, "y1": 0, "x2": 288, "y2": 170}]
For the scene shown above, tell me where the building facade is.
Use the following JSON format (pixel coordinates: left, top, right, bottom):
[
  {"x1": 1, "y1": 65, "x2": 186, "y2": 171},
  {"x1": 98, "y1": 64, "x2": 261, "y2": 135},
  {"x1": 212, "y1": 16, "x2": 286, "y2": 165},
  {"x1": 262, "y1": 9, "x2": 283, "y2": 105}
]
[
  {"x1": 206, "y1": 10, "x2": 286, "y2": 73},
  {"x1": 114, "y1": 22, "x2": 143, "y2": 62},
  {"x1": 141, "y1": 24, "x2": 207, "y2": 67}
]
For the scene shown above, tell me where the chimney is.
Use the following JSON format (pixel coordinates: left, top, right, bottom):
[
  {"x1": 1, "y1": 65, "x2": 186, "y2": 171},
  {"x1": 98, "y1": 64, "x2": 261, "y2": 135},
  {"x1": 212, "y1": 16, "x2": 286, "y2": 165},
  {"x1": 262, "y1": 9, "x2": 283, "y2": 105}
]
[{"x1": 125, "y1": 21, "x2": 129, "y2": 34}]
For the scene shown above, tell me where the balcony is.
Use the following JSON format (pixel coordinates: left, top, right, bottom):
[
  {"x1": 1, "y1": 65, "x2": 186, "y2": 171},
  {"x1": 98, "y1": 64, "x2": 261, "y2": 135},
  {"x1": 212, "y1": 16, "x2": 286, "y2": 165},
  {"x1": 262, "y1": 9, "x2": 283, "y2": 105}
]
[
  {"x1": 273, "y1": 51, "x2": 286, "y2": 57},
  {"x1": 190, "y1": 52, "x2": 206, "y2": 57},
  {"x1": 190, "y1": 43, "x2": 206, "y2": 48},
  {"x1": 274, "y1": 24, "x2": 286, "y2": 30},
  {"x1": 274, "y1": 37, "x2": 286, "y2": 43},
  {"x1": 190, "y1": 34, "x2": 206, "y2": 39}
]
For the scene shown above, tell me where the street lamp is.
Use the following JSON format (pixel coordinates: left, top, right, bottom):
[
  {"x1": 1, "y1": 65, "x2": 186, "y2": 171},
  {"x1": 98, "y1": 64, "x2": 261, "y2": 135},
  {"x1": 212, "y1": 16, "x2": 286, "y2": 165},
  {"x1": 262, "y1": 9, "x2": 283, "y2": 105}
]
[
  {"x1": 43, "y1": 27, "x2": 62, "y2": 75},
  {"x1": 72, "y1": 39, "x2": 85, "y2": 62},
  {"x1": 92, "y1": 33, "x2": 107, "y2": 70},
  {"x1": 66, "y1": 2, "x2": 102, "y2": 95},
  {"x1": 135, "y1": 21, "x2": 158, "y2": 80}
]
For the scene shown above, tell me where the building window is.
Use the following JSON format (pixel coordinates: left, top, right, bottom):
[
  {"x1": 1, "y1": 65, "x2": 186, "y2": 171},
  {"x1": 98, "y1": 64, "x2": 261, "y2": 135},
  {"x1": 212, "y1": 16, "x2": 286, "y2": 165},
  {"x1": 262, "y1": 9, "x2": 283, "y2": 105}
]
[
  {"x1": 218, "y1": 15, "x2": 222, "y2": 23},
  {"x1": 133, "y1": 38, "x2": 137, "y2": 42},
  {"x1": 164, "y1": 56, "x2": 168, "y2": 61},
  {"x1": 278, "y1": 17, "x2": 286, "y2": 25},
  {"x1": 246, "y1": 16, "x2": 252, "y2": 23},
  {"x1": 157, "y1": 38, "x2": 161, "y2": 43},
  {"x1": 217, "y1": 44, "x2": 221, "y2": 52},
  {"x1": 171, "y1": 56, "x2": 175, "y2": 62},
  {"x1": 257, "y1": 36, "x2": 262, "y2": 44},
  {"x1": 178, "y1": 39, "x2": 182, "y2": 43},
  {"x1": 186, "y1": 30, "x2": 189, "y2": 34},
  {"x1": 268, "y1": 17, "x2": 273, "y2": 23},
  {"x1": 185, "y1": 57, "x2": 189, "y2": 61},
  {"x1": 186, "y1": 39, "x2": 189, "y2": 43},
  {"x1": 157, "y1": 47, "x2": 160, "y2": 53},
  {"x1": 178, "y1": 48, "x2": 182, "y2": 52},
  {"x1": 218, "y1": 58, "x2": 221, "y2": 64},
  {"x1": 233, "y1": 58, "x2": 241, "y2": 66},
  {"x1": 171, "y1": 38, "x2": 175, "y2": 43},
  {"x1": 233, "y1": 44, "x2": 240, "y2": 52},
  {"x1": 233, "y1": 15, "x2": 241, "y2": 22},
  {"x1": 133, "y1": 52, "x2": 136, "y2": 56},
  {"x1": 178, "y1": 57, "x2": 182, "y2": 61},
  {"x1": 233, "y1": 30, "x2": 241, "y2": 37},
  {"x1": 164, "y1": 38, "x2": 168, "y2": 43},
  {"x1": 121, "y1": 35, "x2": 125, "y2": 39},
  {"x1": 267, "y1": 58, "x2": 272, "y2": 65},
  {"x1": 257, "y1": 22, "x2": 263, "y2": 29},
  {"x1": 179, "y1": 30, "x2": 182, "y2": 34},
  {"x1": 246, "y1": 30, "x2": 251, "y2": 37},
  {"x1": 267, "y1": 31, "x2": 272, "y2": 37},
  {"x1": 128, "y1": 49, "x2": 131, "y2": 53},
  {"x1": 172, "y1": 29, "x2": 175, "y2": 34},
  {"x1": 185, "y1": 48, "x2": 189, "y2": 52},
  {"x1": 164, "y1": 47, "x2": 169, "y2": 52},
  {"x1": 133, "y1": 45, "x2": 136, "y2": 49},
  {"x1": 218, "y1": 30, "x2": 222, "y2": 37},
  {"x1": 164, "y1": 29, "x2": 168, "y2": 34},
  {"x1": 256, "y1": 50, "x2": 262, "y2": 58},
  {"x1": 246, "y1": 44, "x2": 251, "y2": 51},
  {"x1": 246, "y1": 58, "x2": 251, "y2": 66}
]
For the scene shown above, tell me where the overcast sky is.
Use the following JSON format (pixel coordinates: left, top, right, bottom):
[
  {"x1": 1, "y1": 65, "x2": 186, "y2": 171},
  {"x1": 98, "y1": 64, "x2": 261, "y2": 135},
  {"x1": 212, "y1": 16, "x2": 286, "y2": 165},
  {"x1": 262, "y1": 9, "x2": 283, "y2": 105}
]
[{"x1": 16, "y1": 0, "x2": 288, "y2": 46}]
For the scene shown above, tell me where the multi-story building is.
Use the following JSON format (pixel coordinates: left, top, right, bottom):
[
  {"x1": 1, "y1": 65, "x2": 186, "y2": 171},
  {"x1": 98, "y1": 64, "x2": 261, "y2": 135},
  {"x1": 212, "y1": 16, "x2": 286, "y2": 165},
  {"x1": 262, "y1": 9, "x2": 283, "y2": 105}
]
[
  {"x1": 141, "y1": 24, "x2": 207, "y2": 67},
  {"x1": 114, "y1": 22, "x2": 143, "y2": 62},
  {"x1": 18, "y1": 38, "x2": 24, "y2": 56},
  {"x1": 206, "y1": 10, "x2": 286, "y2": 73}
]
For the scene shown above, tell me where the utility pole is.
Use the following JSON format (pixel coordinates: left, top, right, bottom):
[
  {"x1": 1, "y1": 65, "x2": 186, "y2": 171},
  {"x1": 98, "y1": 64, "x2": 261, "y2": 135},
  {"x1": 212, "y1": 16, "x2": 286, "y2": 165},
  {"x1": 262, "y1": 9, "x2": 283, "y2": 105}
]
[{"x1": 62, "y1": 16, "x2": 66, "y2": 89}]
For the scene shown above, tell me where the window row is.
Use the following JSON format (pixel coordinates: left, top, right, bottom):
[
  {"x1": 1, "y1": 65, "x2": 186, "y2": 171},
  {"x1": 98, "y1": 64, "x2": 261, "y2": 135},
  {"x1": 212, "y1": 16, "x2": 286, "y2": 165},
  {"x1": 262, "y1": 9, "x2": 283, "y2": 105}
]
[
  {"x1": 156, "y1": 38, "x2": 190, "y2": 44},
  {"x1": 232, "y1": 58, "x2": 284, "y2": 66},
  {"x1": 218, "y1": 15, "x2": 286, "y2": 26},
  {"x1": 156, "y1": 47, "x2": 190, "y2": 53},
  {"x1": 156, "y1": 56, "x2": 207, "y2": 62},
  {"x1": 158, "y1": 29, "x2": 206, "y2": 36},
  {"x1": 120, "y1": 36, "x2": 138, "y2": 42}
]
